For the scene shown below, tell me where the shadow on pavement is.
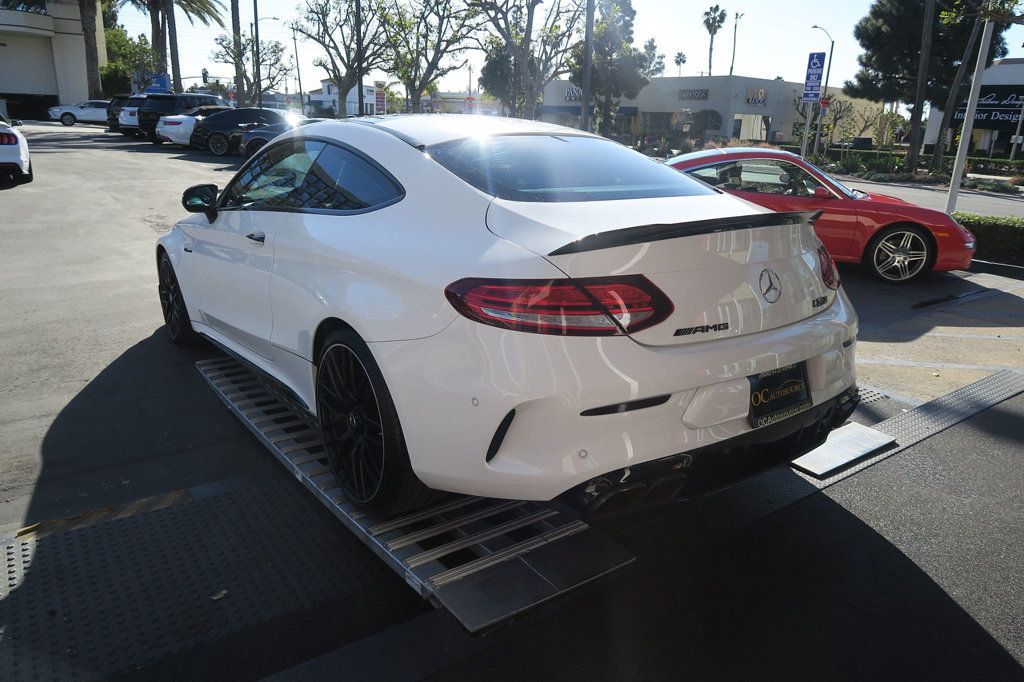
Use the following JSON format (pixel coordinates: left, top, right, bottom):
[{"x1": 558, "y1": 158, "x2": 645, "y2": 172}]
[
  {"x1": 418, "y1": 475, "x2": 1024, "y2": 681},
  {"x1": 0, "y1": 330, "x2": 427, "y2": 679}
]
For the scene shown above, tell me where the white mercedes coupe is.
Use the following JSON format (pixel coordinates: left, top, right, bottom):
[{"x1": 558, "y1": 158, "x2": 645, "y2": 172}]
[{"x1": 158, "y1": 115, "x2": 859, "y2": 516}]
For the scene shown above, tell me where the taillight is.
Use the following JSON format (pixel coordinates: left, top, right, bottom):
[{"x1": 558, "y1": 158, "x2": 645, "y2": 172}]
[
  {"x1": 0, "y1": 133, "x2": 17, "y2": 145},
  {"x1": 818, "y1": 245, "x2": 840, "y2": 290},
  {"x1": 165, "y1": 121, "x2": 182, "y2": 126},
  {"x1": 445, "y1": 276, "x2": 674, "y2": 336}
]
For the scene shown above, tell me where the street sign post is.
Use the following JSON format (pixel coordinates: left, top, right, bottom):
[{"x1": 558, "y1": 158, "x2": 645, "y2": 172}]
[{"x1": 801, "y1": 52, "x2": 826, "y2": 157}]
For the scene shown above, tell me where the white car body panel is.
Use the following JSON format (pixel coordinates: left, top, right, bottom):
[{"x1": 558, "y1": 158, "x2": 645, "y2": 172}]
[
  {"x1": 158, "y1": 115, "x2": 858, "y2": 501},
  {"x1": 48, "y1": 101, "x2": 108, "y2": 123},
  {"x1": 0, "y1": 120, "x2": 30, "y2": 175},
  {"x1": 119, "y1": 106, "x2": 141, "y2": 129},
  {"x1": 156, "y1": 114, "x2": 198, "y2": 145}
]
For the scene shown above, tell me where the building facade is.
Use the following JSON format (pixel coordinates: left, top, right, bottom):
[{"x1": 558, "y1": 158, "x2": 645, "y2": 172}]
[
  {"x1": 306, "y1": 80, "x2": 377, "y2": 117},
  {"x1": 0, "y1": 0, "x2": 105, "y2": 119},
  {"x1": 924, "y1": 58, "x2": 1024, "y2": 156}
]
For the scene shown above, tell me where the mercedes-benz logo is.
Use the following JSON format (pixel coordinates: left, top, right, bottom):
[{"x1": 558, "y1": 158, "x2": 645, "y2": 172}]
[{"x1": 759, "y1": 268, "x2": 781, "y2": 303}]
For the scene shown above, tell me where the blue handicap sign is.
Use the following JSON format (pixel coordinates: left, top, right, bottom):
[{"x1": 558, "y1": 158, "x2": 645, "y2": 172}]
[{"x1": 802, "y1": 52, "x2": 826, "y2": 102}]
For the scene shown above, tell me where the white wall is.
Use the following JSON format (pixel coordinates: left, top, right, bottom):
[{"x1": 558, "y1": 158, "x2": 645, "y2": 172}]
[
  {"x1": 0, "y1": 33, "x2": 58, "y2": 95},
  {"x1": 0, "y1": 0, "x2": 92, "y2": 104}
]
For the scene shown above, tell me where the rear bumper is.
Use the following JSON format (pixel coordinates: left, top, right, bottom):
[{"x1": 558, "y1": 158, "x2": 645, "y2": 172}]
[{"x1": 372, "y1": 288, "x2": 858, "y2": 501}]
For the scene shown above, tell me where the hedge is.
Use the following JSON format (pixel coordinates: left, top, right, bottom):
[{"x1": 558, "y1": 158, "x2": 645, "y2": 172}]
[
  {"x1": 776, "y1": 144, "x2": 1024, "y2": 176},
  {"x1": 951, "y1": 212, "x2": 1024, "y2": 266}
]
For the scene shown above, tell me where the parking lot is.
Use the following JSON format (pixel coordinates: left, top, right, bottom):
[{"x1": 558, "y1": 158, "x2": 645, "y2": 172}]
[{"x1": 2, "y1": 123, "x2": 1024, "y2": 680}]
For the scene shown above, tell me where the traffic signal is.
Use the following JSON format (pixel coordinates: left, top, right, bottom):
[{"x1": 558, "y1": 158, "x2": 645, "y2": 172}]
[{"x1": 202, "y1": 68, "x2": 209, "y2": 85}]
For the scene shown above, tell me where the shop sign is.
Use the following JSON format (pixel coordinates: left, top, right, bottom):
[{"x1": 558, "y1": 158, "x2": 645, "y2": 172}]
[
  {"x1": 679, "y1": 89, "x2": 710, "y2": 101},
  {"x1": 565, "y1": 86, "x2": 583, "y2": 102},
  {"x1": 746, "y1": 87, "x2": 768, "y2": 107}
]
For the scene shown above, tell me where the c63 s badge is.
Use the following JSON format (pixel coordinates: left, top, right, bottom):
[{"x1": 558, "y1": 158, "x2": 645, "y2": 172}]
[{"x1": 674, "y1": 322, "x2": 729, "y2": 337}]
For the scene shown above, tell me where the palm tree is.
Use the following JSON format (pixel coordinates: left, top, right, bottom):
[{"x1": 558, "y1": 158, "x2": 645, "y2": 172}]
[
  {"x1": 79, "y1": 0, "x2": 104, "y2": 98},
  {"x1": 118, "y1": 0, "x2": 224, "y2": 90},
  {"x1": 230, "y1": 0, "x2": 243, "y2": 104},
  {"x1": 702, "y1": 4, "x2": 726, "y2": 77},
  {"x1": 674, "y1": 51, "x2": 686, "y2": 77}
]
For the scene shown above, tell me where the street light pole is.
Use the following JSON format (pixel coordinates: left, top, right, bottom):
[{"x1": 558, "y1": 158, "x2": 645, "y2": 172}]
[
  {"x1": 811, "y1": 25, "x2": 833, "y2": 156},
  {"x1": 355, "y1": 0, "x2": 364, "y2": 116},
  {"x1": 253, "y1": 0, "x2": 262, "y2": 108},
  {"x1": 580, "y1": 0, "x2": 594, "y2": 131},
  {"x1": 292, "y1": 27, "x2": 304, "y2": 115}
]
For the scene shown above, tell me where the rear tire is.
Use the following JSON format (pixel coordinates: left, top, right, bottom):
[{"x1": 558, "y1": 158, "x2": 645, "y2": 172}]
[
  {"x1": 316, "y1": 329, "x2": 443, "y2": 516},
  {"x1": 14, "y1": 163, "x2": 32, "y2": 185},
  {"x1": 60, "y1": 113, "x2": 76, "y2": 126},
  {"x1": 207, "y1": 133, "x2": 229, "y2": 156},
  {"x1": 158, "y1": 252, "x2": 199, "y2": 346},
  {"x1": 245, "y1": 138, "x2": 266, "y2": 158}
]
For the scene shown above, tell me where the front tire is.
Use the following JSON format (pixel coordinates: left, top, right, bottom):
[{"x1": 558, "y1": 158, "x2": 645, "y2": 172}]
[
  {"x1": 864, "y1": 225, "x2": 933, "y2": 283},
  {"x1": 60, "y1": 113, "x2": 76, "y2": 126},
  {"x1": 207, "y1": 133, "x2": 229, "y2": 156},
  {"x1": 316, "y1": 330, "x2": 442, "y2": 516},
  {"x1": 157, "y1": 252, "x2": 199, "y2": 346}
]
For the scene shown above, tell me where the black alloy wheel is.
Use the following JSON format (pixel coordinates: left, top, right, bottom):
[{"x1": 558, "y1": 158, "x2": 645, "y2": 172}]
[
  {"x1": 157, "y1": 253, "x2": 198, "y2": 345},
  {"x1": 317, "y1": 343, "x2": 386, "y2": 505},
  {"x1": 245, "y1": 138, "x2": 266, "y2": 158},
  {"x1": 208, "y1": 133, "x2": 229, "y2": 156},
  {"x1": 315, "y1": 330, "x2": 443, "y2": 515}
]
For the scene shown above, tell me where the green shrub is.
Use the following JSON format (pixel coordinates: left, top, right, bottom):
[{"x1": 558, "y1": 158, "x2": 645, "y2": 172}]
[
  {"x1": 951, "y1": 212, "x2": 1024, "y2": 265},
  {"x1": 961, "y1": 178, "x2": 1019, "y2": 194}
]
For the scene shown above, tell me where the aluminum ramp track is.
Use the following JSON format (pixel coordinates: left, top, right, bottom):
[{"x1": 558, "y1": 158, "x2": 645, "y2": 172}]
[{"x1": 196, "y1": 357, "x2": 635, "y2": 632}]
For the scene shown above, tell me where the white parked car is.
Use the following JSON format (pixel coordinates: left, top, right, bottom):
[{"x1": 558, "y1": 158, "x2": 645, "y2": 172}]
[
  {"x1": 48, "y1": 100, "x2": 109, "y2": 126},
  {"x1": 157, "y1": 116, "x2": 858, "y2": 516},
  {"x1": 0, "y1": 113, "x2": 32, "y2": 184},
  {"x1": 155, "y1": 105, "x2": 232, "y2": 146},
  {"x1": 117, "y1": 95, "x2": 147, "y2": 136}
]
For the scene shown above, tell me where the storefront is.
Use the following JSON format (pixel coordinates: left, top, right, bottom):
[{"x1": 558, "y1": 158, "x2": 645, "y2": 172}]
[
  {"x1": 538, "y1": 75, "x2": 808, "y2": 143},
  {"x1": 925, "y1": 58, "x2": 1024, "y2": 156}
]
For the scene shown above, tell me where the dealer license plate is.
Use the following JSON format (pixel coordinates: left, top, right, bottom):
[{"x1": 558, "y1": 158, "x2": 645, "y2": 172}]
[{"x1": 747, "y1": 362, "x2": 812, "y2": 429}]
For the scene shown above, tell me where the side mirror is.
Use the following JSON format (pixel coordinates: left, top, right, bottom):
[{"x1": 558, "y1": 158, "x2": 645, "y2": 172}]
[
  {"x1": 182, "y1": 183, "x2": 219, "y2": 222},
  {"x1": 11, "y1": 119, "x2": 22, "y2": 127},
  {"x1": 813, "y1": 186, "x2": 832, "y2": 199}
]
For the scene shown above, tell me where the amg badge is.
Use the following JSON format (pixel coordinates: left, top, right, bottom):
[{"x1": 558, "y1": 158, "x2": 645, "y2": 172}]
[
  {"x1": 812, "y1": 295, "x2": 828, "y2": 308},
  {"x1": 674, "y1": 322, "x2": 730, "y2": 336}
]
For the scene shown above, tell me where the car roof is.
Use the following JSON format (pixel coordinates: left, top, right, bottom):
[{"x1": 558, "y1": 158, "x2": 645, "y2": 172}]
[
  {"x1": 667, "y1": 146, "x2": 801, "y2": 166},
  {"x1": 353, "y1": 114, "x2": 601, "y2": 147}
]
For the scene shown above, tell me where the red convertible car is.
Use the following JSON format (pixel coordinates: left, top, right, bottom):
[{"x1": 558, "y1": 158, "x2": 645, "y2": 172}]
[{"x1": 668, "y1": 148, "x2": 976, "y2": 283}]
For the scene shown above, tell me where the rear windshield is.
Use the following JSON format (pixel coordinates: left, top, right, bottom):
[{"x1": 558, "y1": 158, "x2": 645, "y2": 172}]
[
  {"x1": 141, "y1": 97, "x2": 176, "y2": 113},
  {"x1": 110, "y1": 95, "x2": 130, "y2": 107},
  {"x1": 426, "y1": 134, "x2": 715, "y2": 202}
]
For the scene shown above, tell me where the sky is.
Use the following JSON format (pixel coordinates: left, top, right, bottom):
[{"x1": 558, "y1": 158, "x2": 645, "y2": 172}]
[{"x1": 114, "y1": 0, "x2": 1024, "y2": 99}]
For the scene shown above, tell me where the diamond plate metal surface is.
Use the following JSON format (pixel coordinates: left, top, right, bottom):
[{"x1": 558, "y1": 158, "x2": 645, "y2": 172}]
[
  {"x1": 194, "y1": 357, "x2": 634, "y2": 633},
  {"x1": 0, "y1": 482, "x2": 399, "y2": 681}
]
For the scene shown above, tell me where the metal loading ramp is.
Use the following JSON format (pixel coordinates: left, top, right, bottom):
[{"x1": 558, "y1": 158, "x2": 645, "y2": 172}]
[{"x1": 195, "y1": 357, "x2": 635, "y2": 632}]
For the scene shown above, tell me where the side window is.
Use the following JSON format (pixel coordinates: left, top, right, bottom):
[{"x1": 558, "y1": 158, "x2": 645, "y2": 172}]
[
  {"x1": 214, "y1": 111, "x2": 239, "y2": 125},
  {"x1": 734, "y1": 159, "x2": 824, "y2": 197},
  {"x1": 687, "y1": 166, "x2": 723, "y2": 185},
  {"x1": 221, "y1": 140, "x2": 326, "y2": 210},
  {"x1": 291, "y1": 144, "x2": 402, "y2": 211}
]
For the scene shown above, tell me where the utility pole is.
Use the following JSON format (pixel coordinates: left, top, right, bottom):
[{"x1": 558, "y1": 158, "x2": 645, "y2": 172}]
[
  {"x1": 729, "y1": 12, "x2": 743, "y2": 77},
  {"x1": 252, "y1": 0, "x2": 262, "y2": 108},
  {"x1": 355, "y1": 0, "x2": 364, "y2": 117},
  {"x1": 580, "y1": 0, "x2": 595, "y2": 132},
  {"x1": 811, "y1": 25, "x2": 833, "y2": 156},
  {"x1": 1011, "y1": 99, "x2": 1024, "y2": 161},
  {"x1": 930, "y1": 17, "x2": 981, "y2": 172},
  {"x1": 946, "y1": 17, "x2": 995, "y2": 214},
  {"x1": 292, "y1": 27, "x2": 304, "y2": 115},
  {"x1": 906, "y1": 0, "x2": 936, "y2": 173}
]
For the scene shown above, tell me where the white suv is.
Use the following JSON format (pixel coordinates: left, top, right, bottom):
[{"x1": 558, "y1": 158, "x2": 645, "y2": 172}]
[{"x1": 48, "y1": 100, "x2": 110, "y2": 126}]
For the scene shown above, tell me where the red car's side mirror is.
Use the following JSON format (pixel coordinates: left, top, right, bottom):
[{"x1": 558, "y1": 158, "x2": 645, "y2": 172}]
[{"x1": 813, "y1": 186, "x2": 832, "y2": 199}]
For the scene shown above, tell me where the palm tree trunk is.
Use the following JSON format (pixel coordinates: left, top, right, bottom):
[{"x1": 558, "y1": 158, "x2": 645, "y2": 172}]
[
  {"x1": 230, "y1": 0, "x2": 244, "y2": 105},
  {"x1": 78, "y1": 0, "x2": 104, "y2": 98},
  {"x1": 166, "y1": 0, "x2": 182, "y2": 91},
  {"x1": 707, "y1": 36, "x2": 714, "y2": 76},
  {"x1": 148, "y1": 0, "x2": 166, "y2": 75}
]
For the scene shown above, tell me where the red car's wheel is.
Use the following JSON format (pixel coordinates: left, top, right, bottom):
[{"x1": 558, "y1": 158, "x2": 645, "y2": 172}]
[{"x1": 865, "y1": 225, "x2": 932, "y2": 283}]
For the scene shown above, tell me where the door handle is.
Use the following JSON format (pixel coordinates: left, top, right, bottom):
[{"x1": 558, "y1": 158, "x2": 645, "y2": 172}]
[{"x1": 246, "y1": 231, "x2": 265, "y2": 244}]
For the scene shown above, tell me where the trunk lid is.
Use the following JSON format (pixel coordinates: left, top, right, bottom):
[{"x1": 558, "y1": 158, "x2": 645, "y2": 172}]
[{"x1": 486, "y1": 195, "x2": 834, "y2": 347}]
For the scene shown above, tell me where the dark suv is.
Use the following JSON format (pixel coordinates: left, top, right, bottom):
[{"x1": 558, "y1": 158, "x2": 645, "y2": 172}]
[
  {"x1": 138, "y1": 93, "x2": 227, "y2": 142},
  {"x1": 106, "y1": 94, "x2": 132, "y2": 131}
]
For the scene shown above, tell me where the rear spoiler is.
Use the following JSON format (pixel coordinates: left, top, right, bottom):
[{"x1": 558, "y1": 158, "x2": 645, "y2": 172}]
[{"x1": 547, "y1": 210, "x2": 822, "y2": 257}]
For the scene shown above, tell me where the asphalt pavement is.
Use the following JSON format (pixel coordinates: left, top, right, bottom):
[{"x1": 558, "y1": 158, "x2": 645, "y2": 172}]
[
  {"x1": 1, "y1": 124, "x2": 1022, "y2": 680},
  {"x1": 838, "y1": 174, "x2": 1024, "y2": 217}
]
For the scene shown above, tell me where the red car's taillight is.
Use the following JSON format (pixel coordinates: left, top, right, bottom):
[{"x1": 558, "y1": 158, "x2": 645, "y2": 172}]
[
  {"x1": 818, "y1": 245, "x2": 840, "y2": 290},
  {"x1": 444, "y1": 276, "x2": 674, "y2": 336},
  {"x1": 0, "y1": 133, "x2": 17, "y2": 145}
]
